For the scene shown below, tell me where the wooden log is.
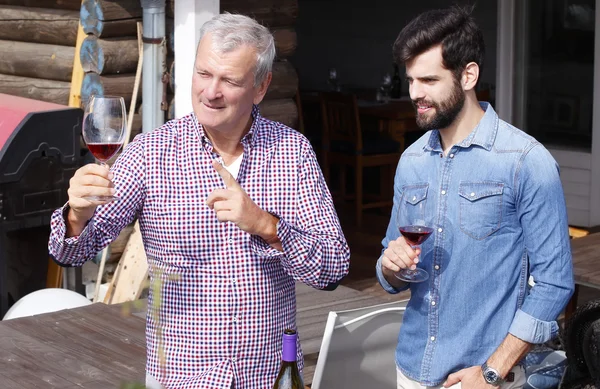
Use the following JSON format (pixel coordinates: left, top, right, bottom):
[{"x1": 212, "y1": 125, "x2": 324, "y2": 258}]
[
  {"x1": 259, "y1": 98, "x2": 298, "y2": 129},
  {"x1": 167, "y1": 0, "x2": 298, "y2": 27},
  {"x1": 0, "y1": 0, "x2": 80, "y2": 10},
  {"x1": 265, "y1": 60, "x2": 298, "y2": 100},
  {"x1": 273, "y1": 27, "x2": 296, "y2": 58},
  {"x1": 0, "y1": 6, "x2": 78, "y2": 46},
  {"x1": 80, "y1": 36, "x2": 139, "y2": 75},
  {"x1": 81, "y1": 0, "x2": 142, "y2": 22},
  {"x1": 166, "y1": 24, "x2": 296, "y2": 59},
  {"x1": 82, "y1": 17, "x2": 141, "y2": 38},
  {"x1": 83, "y1": 15, "x2": 171, "y2": 39},
  {"x1": 81, "y1": 73, "x2": 141, "y2": 107},
  {"x1": 0, "y1": 40, "x2": 74, "y2": 82},
  {"x1": 0, "y1": 74, "x2": 69, "y2": 105}
]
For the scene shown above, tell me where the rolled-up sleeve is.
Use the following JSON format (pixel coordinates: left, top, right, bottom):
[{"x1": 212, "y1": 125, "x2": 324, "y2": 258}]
[{"x1": 509, "y1": 144, "x2": 574, "y2": 344}]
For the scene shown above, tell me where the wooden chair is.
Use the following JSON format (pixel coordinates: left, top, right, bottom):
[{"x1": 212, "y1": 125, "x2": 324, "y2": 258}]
[{"x1": 320, "y1": 92, "x2": 401, "y2": 225}]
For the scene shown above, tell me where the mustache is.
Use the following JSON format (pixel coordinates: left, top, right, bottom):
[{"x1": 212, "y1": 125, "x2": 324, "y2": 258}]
[{"x1": 412, "y1": 99, "x2": 437, "y2": 108}]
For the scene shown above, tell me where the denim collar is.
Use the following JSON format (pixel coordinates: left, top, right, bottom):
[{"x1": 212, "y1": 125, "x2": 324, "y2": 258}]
[{"x1": 424, "y1": 102, "x2": 499, "y2": 153}]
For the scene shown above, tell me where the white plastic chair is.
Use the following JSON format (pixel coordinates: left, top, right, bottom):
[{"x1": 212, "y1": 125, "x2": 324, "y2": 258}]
[
  {"x1": 311, "y1": 299, "x2": 408, "y2": 389},
  {"x1": 3, "y1": 288, "x2": 92, "y2": 320}
]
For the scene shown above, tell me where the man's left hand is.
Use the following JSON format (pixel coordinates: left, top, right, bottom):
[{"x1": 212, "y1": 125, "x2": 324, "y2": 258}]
[
  {"x1": 444, "y1": 366, "x2": 495, "y2": 389},
  {"x1": 206, "y1": 160, "x2": 276, "y2": 238}
]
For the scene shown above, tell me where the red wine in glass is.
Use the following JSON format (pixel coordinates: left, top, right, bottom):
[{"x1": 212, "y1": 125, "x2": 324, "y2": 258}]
[
  {"x1": 82, "y1": 95, "x2": 127, "y2": 202},
  {"x1": 399, "y1": 225, "x2": 434, "y2": 245},
  {"x1": 86, "y1": 142, "x2": 122, "y2": 163},
  {"x1": 395, "y1": 199, "x2": 432, "y2": 283}
]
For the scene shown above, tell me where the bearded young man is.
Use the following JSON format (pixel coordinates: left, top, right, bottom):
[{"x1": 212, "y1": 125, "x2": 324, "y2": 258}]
[{"x1": 376, "y1": 6, "x2": 574, "y2": 389}]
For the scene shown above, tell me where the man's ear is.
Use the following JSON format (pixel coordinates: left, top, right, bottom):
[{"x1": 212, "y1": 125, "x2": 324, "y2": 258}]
[
  {"x1": 253, "y1": 72, "x2": 272, "y2": 105},
  {"x1": 462, "y1": 62, "x2": 479, "y2": 92}
]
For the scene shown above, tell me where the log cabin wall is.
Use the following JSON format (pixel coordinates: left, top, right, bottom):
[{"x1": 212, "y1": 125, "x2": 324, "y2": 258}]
[
  {"x1": 0, "y1": 0, "x2": 81, "y2": 105},
  {"x1": 167, "y1": 0, "x2": 300, "y2": 129},
  {"x1": 0, "y1": 0, "x2": 300, "y2": 270}
]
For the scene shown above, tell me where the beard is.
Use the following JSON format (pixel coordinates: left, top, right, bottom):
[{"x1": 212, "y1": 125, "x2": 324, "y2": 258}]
[{"x1": 412, "y1": 80, "x2": 465, "y2": 131}]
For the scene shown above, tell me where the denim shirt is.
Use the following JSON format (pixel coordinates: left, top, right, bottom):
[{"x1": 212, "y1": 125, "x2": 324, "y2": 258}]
[{"x1": 376, "y1": 103, "x2": 574, "y2": 386}]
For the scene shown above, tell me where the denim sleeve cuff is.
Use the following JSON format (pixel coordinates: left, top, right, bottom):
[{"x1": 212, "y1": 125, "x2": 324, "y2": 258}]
[
  {"x1": 376, "y1": 256, "x2": 409, "y2": 294},
  {"x1": 508, "y1": 309, "x2": 559, "y2": 344}
]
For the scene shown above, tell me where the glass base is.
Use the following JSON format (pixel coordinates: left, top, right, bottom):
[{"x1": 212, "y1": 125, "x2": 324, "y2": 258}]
[
  {"x1": 82, "y1": 195, "x2": 119, "y2": 202},
  {"x1": 394, "y1": 268, "x2": 429, "y2": 283}
]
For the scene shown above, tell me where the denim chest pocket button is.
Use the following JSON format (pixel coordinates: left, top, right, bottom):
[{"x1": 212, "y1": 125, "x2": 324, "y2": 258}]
[
  {"x1": 458, "y1": 181, "x2": 504, "y2": 240},
  {"x1": 403, "y1": 184, "x2": 429, "y2": 205}
]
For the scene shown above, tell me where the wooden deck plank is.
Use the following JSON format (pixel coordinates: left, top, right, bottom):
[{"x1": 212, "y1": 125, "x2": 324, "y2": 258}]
[
  {"x1": 2, "y1": 313, "x2": 145, "y2": 380},
  {"x1": 0, "y1": 324, "x2": 115, "y2": 386},
  {"x1": 570, "y1": 232, "x2": 600, "y2": 287},
  {"x1": 0, "y1": 282, "x2": 391, "y2": 388}
]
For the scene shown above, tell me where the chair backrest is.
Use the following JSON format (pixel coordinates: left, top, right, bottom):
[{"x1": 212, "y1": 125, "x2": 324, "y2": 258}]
[
  {"x1": 311, "y1": 300, "x2": 408, "y2": 389},
  {"x1": 319, "y1": 92, "x2": 363, "y2": 152}
]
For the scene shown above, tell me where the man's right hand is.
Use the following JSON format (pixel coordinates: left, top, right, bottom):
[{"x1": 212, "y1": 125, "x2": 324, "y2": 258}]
[
  {"x1": 66, "y1": 164, "x2": 115, "y2": 236},
  {"x1": 381, "y1": 236, "x2": 420, "y2": 283}
]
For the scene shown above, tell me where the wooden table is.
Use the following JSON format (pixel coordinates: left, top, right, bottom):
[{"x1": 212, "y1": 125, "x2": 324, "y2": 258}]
[
  {"x1": 0, "y1": 282, "x2": 391, "y2": 388},
  {"x1": 565, "y1": 232, "x2": 600, "y2": 319},
  {"x1": 357, "y1": 99, "x2": 420, "y2": 151}
]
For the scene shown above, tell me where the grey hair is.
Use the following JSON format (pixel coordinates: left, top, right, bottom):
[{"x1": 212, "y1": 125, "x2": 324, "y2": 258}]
[{"x1": 198, "y1": 13, "x2": 276, "y2": 86}]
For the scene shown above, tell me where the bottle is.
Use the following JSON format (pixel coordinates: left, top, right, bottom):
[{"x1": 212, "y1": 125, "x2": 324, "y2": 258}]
[
  {"x1": 391, "y1": 63, "x2": 402, "y2": 99},
  {"x1": 272, "y1": 329, "x2": 304, "y2": 389}
]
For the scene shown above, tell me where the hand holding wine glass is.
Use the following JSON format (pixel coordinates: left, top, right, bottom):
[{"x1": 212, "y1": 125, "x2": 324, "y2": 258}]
[
  {"x1": 81, "y1": 95, "x2": 126, "y2": 202},
  {"x1": 394, "y1": 197, "x2": 433, "y2": 283}
]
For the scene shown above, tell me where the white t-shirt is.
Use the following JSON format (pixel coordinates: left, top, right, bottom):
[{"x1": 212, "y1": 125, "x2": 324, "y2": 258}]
[{"x1": 223, "y1": 153, "x2": 243, "y2": 179}]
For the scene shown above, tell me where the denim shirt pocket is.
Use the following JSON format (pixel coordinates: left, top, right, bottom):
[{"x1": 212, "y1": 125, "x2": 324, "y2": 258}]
[
  {"x1": 458, "y1": 181, "x2": 504, "y2": 240},
  {"x1": 404, "y1": 183, "x2": 429, "y2": 205},
  {"x1": 401, "y1": 183, "x2": 429, "y2": 225}
]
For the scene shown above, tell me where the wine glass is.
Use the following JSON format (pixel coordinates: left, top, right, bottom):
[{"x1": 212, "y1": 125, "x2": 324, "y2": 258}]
[
  {"x1": 82, "y1": 95, "x2": 127, "y2": 202},
  {"x1": 395, "y1": 196, "x2": 433, "y2": 283}
]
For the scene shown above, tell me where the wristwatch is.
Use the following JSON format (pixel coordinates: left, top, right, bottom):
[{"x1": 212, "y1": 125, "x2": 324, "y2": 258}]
[{"x1": 481, "y1": 362, "x2": 505, "y2": 386}]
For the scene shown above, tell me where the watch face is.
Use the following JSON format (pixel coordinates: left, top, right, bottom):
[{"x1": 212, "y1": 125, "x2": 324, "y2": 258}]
[{"x1": 484, "y1": 369, "x2": 498, "y2": 384}]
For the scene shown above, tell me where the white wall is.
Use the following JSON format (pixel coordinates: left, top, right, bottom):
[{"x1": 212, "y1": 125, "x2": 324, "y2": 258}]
[{"x1": 173, "y1": 0, "x2": 219, "y2": 118}]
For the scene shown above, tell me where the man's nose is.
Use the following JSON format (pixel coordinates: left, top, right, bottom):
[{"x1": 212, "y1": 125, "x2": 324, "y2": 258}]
[
  {"x1": 204, "y1": 80, "x2": 222, "y2": 100},
  {"x1": 409, "y1": 82, "x2": 425, "y2": 101}
]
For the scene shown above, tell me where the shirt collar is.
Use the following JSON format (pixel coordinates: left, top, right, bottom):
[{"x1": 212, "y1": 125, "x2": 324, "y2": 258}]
[
  {"x1": 193, "y1": 104, "x2": 262, "y2": 150},
  {"x1": 424, "y1": 102, "x2": 499, "y2": 152}
]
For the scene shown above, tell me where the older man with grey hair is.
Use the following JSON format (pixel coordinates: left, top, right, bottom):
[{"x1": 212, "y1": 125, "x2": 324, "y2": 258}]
[{"x1": 48, "y1": 13, "x2": 350, "y2": 389}]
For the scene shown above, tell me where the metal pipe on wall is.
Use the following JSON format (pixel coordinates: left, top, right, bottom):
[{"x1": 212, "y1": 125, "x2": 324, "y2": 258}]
[{"x1": 140, "y1": 0, "x2": 166, "y2": 133}]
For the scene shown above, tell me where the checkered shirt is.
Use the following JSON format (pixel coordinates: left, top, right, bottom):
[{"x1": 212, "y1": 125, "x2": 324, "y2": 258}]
[{"x1": 48, "y1": 106, "x2": 350, "y2": 388}]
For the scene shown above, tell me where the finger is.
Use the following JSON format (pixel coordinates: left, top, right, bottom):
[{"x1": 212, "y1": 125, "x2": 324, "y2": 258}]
[
  {"x1": 390, "y1": 241, "x2": 419, "y2": 270},
  {"x1": 69, "y1": 185, "x2": 116, "y2": 201},
  {"x1": 212, "y1": 160, "x2": 241, "y2": 190},
  {"x1": 206, "y1": 188, "x2": 233, "y2": 208},
  {"x1": 77, "y1": 174, "x2": 114, "y2": 188},
  {"x1": 381, "y1": 254, "x2": 401, "y2": 273},
  {"x1": 75, "y1": 163, "x2": 111, "y2": 178},
  {"x1": 214, "y1": 209, "x2": 234, "y2": 222},
  {"x1": 443, "y1": 371, "x2": 463, "y2": 388},
  {"x1": 212, "y1": 200, "x2": 233, "y2": 213}
]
